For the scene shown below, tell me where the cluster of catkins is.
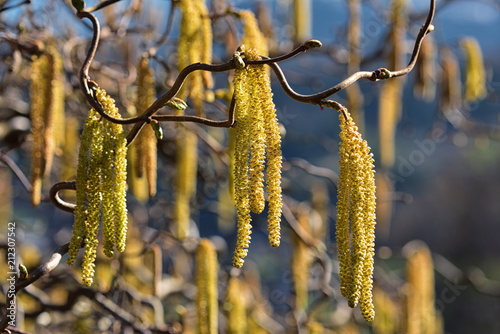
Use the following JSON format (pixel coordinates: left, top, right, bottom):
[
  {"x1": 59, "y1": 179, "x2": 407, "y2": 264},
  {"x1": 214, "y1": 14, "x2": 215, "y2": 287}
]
[
  {"x1": 66, "y1": 88, "x2": 128, "y2": 286},
  {"x1": 231, "y1": 48, "x2": 282, "y2": 268}
]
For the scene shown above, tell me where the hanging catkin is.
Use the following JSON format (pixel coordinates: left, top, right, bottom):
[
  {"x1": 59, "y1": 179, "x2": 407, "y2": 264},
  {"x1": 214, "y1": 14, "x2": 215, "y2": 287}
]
[
  {"x1": 332, "y1": 103, "x2": 376, "y2": 322},
  {"x1": 461, "y1": 37, "x2": 486, "y2": 103},
  {"x1": 177, "y1": 0, "x2": 213, "y2": 115},
  {"x1": 195, "y1": 239, "x2": 218, "y2": 334},
  {"x1": 231, "y1": 49, "x2": 282, "y2": 268},
  {"x1": 30, "y1": 43, "x2": 64, "y2": 206},
  {"x1": 134, "y1": 56, "x2": 157, "y2": 198},
  {"x1": 404, "y1": 241, "x2": 439, "y2": 334},
  {"x1": 67, "y1": 88, "x2": 128, "y2": 286}
]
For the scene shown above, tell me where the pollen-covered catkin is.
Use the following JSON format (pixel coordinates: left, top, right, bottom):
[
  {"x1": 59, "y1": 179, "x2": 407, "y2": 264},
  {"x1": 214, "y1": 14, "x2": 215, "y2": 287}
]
[
  {"x1": 240, "y1": 10, "x2": 268, "y2": 57},
  {"x1": 196, "y1": 239, "x2": 218, "y2": 334},
  {"x1": 231, "y1": 48, "x2": 282, "y2": 267},
  {"x1": 224, "y1": 277, "x2": 248, "y2": 333},
  {"x1": 30, "y1": 44, "x2": 63, "y2": 206},
  {"x1": 67, "y1": 88, "x2": 128, "y2": 286},
  {"x1": 177, "y1": 0, "x2": 213, "y2": 114},
  {"x1": 404, "y1": 241, "x2": 437, "y2": 334},
  {"x1": 232, "y1": 56, "x2": 252, "y2": 268},
  {"x1": 414, "y1": 35, "x2": 437, "y2": 102},
  {"x1": 461, "y1": 37, "x2": 486, "y2": 103},
  {"x1": 439, "y1": 48, "x2": 462, "y2": 113},
  {"x1": 336, "y1": 105, "x2": 376, "y2": 322},
  {"x1": 135, "y1": 56, "x2": 157, "y2": 198}
]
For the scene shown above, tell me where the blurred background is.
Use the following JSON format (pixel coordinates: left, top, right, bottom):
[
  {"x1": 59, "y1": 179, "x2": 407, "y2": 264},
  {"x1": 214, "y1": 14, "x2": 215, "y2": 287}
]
[{"x1": 0, "y1": 0, "x2": 499, "y2": 333}]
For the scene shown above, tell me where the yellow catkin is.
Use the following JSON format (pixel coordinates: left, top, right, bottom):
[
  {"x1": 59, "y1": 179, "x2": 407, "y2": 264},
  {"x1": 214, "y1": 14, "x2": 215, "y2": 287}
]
[
  {"x1": 439, "y1": 48, "x2": 461, "y2": 113},
  {"x1": 135, "y1": 56, "x2": 157, "y2": 197},
  {"x1": 67, "y1": 111, "x2": 97, "y2": 266},
  {"x1": 293, "y1": 0, "x2": 311, "y2": 43},
  {"x1": 291, "y1": 204, "x2": 314, "y2": 311},
  {"x1": 68, "y1": 88, "x2": 128, "y2": 286},
  {"x1": 127, "y1": 140, "x2": 149, "y2": 203},
  {"x1": 61, "y1": 116, "x2": 79, "y2": 182},
  {"x1": 258, "y1": 53, "x2": 282, "y2": 248},
  {"x1": 378, "y1": 0, "x2": 406, "y2": 170},
  {"x1": 346, "y1": 0, "x2": 364, "y2": 132},
  {"x1": 373, "y1": 287, "x2": 398, "y2": 334},
  {"x1": 405, "y1": 242, "x2": 437, "y2": 334},
  {"x1": 29, "y1": 43, "x2": 64, "y2": 206},
  {"x1": 310, "y1": 182, "x2": 329, "y2": 240},
  {"x1": 30, "y1": 52, "x2": 50, "y2": 206},
  {"x1": 337, "y1": 107, "x2": 376, "y2": 322},
  {"x1": 232, "y1": 58, "x2": 252, "y2": 268},
  {"x1": 99, "y1": 90, "x2": 128, "y2": 253},
  {"x1": 231, "y1": 48, "x2": 282, "y2": 267},
  {"x1": 175, "y1": 127, "x2": 198, "y2": 240},
  {"x1": 195, "y1": 239, "x2": 218, "y2": 334},
  {"x1": 81, "y1": 110, "x2": 104, "y2": 287},
  {"x1": 239, "y1": 10, "x2": 268, "y2": 57},
  {"x1": 461, "y1": 37, "x2": 487, "y2": 103},
  {"x1": 247, "y1": 56, "x2": 266, "y2": 215},
  {"x1": 414, "y1": 35, "x2": 437, "y2": 102},
  {"x1": 177, "y1": 0, "x2": 213, "y2": 115},
  {"x1": 375, "y1": 171, "x2": 393, "y2": 240},
  {"x1": 47, "y1": 43, "x2": 65, "y2": 156},
  {"x1": 224, "y1": 277, "x2": 248, "y2": 334},
  {"x1": 378, "y1": 80, "x2": 401, "y2": 170}
]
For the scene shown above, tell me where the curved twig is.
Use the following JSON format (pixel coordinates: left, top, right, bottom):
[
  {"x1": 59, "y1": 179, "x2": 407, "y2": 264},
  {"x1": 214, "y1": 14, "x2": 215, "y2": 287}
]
[
  {"x1": 265, "y1": 0, "x2": 435, "y2": 105},
  {"x1": 0, "y1": 243, "x2": 70, "y2": 331},
  {"x1": 49, "y1": 181, "x2": 76, "y2": 213}
]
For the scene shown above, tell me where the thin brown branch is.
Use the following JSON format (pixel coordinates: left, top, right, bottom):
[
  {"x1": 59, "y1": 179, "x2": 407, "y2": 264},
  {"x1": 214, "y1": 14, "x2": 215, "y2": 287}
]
[{"x1": 264, "y1": 0, "x2": 435, "y2": 105}]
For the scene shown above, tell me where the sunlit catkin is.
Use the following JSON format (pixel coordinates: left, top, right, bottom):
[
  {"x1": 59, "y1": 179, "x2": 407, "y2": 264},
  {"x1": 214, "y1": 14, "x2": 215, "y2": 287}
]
[
  {"x1": 378, "y1": 80, "x2": 401, "y2": 169},
  {"x1": 30, "y1": 44, "x2": 63, "y2": 206},
  {"x1": 232, "y1": 54, "x2": 252, "y2": 268},
  {"x1": 177, "y1": 0, "x2": 213, "y2": 114},
  {"x1": 67, "y1": 88, "x2": 128, "y2": 286},
  {"x1": 135, "y1": 56, "x2": 157, "y2": 197},
  {"x1": 293, "y1": 0, "x2": 311, "y2": 43},
  {"x1": 239, "y1": 10, "x2": 268, "y2": 57},
  {"x1": 404, "y1": 241, "x2": 437, "y2": 334},
  {"x1": 224, "y1": 277, "x2": 248, "y2": 334},
  {"x1": 373, "y1": 287, "x2": 398, "y2": 334},
  {"x1": 196, "y1": 239, "x2": 218, "y2": 334},
  {"x1": 461, "y1": 37, "x2": 486, "y2": 103},
  {"x1": 346, "y1": 0, "x2": 364, "y2": 131},
  {"x1": 291, "y1": 204, "x2": 314, "y2": 311},
  {"x1": 414, "y1": 35, "x2": 437, "y2": 102},
  {"x1": 231, "y1": 49, "x2": 282, "y2": 267},
  {"x1": 439, "y1": 48, "x2": 461, "y2": 113},
  {"x1": 175, "y1": 126, "x2": 198, "y2": 240},
  {"x1": 336, "y1": 105, "x2": 376, "y2": 322}
]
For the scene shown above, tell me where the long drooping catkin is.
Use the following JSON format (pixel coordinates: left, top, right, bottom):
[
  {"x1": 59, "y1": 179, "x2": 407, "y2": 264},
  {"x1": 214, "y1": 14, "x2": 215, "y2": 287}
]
[
  {"x1": 333, "y1": 103, "x2": 376, "y2": 322},
  {"x1": 405, "y1": 241, "x2": 438, "y2": 334},
  {"x1": 231, "y1": 49, "x2": 282, "y2": 268},
  {"x1": 225, "y1": 277, "x2": 248, "y2": 333},
  {"x1": 177, "y1": 0, "x2": 213, "y2": 114},
  {"x1": 30, "y1": 43, "x2": 64, "y2": 206},
  {"x1": 175, "y1": 126, "x2": 198, "y2": 240},
  {"x1": 67, "y1": 88, "x2": 128, "y2": 286},
  {"x1": 134, "y1": 56, "x2": 157, "y2": 198},
  {"x1": 195, "y1": 239, "x2": 218, "y2": 334}
]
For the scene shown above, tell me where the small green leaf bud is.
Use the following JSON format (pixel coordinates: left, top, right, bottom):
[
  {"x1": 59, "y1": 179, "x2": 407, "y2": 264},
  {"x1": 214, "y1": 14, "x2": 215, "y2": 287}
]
[
  {"x1": 150, "y1": 120, "x2": 163, "y2": 140},
  {"x1": 19, "y1": 263, "x2": 28, "y2": 279},
  {"x1": 165, "y1": 97, "x2": 188, "y2": 110},
  {"x1": 304, "y1": 39, "x2": 323, "y2": 50}
]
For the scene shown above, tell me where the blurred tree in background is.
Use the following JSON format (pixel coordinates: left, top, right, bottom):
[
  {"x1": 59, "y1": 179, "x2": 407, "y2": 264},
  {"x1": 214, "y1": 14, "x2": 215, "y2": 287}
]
[{"x1": 0, "y1": 0, "x2": 499, "y2": 333}]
